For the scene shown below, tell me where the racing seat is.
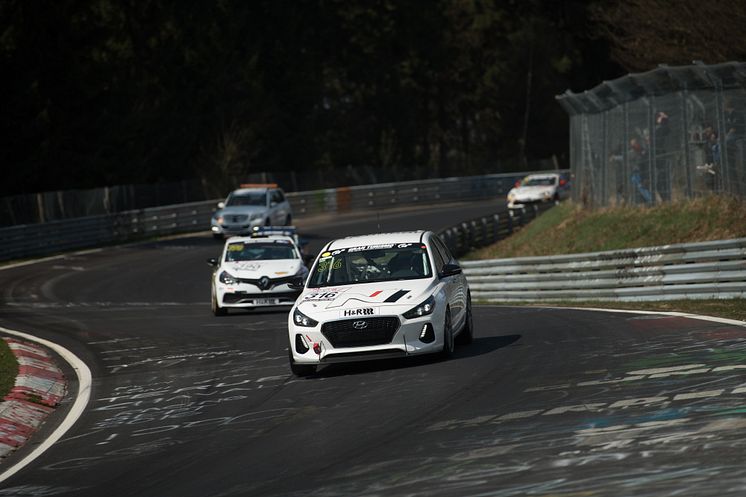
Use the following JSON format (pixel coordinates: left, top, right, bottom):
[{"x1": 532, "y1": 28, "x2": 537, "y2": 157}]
[{"x1": 388, "y1": 252, "x2": 419, "y2": 278}]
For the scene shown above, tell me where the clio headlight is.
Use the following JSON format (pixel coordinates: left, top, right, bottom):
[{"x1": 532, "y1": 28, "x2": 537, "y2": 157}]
[
  {"x1": 219, "y1": 271, "x2": 238, "y2": 285},
  {"x1": 293, "y1": 308, "x2": 318, "y2": 327},
  {"x1": 403, "y1": 295, "x2": 436, "y2": 319}
]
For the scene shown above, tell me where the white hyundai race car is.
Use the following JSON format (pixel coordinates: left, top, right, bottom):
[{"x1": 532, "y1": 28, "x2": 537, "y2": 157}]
[
  {"x1": 207, "y1": 228, "x2": 308, "y2": 315},
  {"x1": 286, "y1": 231, "x2": 473, "y2": 376}
]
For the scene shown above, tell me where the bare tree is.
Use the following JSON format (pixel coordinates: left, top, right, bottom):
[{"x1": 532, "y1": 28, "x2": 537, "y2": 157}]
[{"x1": 591, "y1": 0, "x2": 746, "y2": 71}]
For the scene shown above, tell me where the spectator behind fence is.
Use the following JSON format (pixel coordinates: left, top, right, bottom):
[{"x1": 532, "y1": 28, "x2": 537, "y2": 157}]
[
  {"x1": 654, "y1": 111, "x2": 671, "y2": 201},
  {"x1": 629, "y1": 137, "x2": 652, "y2": 203},
  {"x1": 724, "y1": 97, "x2": 745, "y2": 195}
]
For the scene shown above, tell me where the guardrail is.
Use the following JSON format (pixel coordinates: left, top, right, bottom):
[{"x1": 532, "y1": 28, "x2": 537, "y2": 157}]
[
  {"x1": 460, "y1": 238, "x2": 746, "y2": 302},
  {"x1": 0, "y1": 170, "x2": 564, "y2": 262},
  {"x1": 438, "y1": 203, "x2": 555, "y2": 258}
]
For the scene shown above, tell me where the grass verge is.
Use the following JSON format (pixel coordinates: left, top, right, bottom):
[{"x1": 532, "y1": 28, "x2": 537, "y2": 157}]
[
  {"x1": 0, "y1": 339, "x2": 18, "y2": 399},
  {"x1": 467, "y1": 196, "x2": 746, "y2": 323},
  {"x1": 467, "y1": 196, "x2": 746, "y2": 259}
]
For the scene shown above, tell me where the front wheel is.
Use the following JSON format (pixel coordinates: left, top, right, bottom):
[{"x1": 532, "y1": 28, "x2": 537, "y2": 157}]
[
  {"x1": 439, "y1": 309, "x2": 454, "y2": 360},
  {"x1": 288, "y1": 349, "x2": 316, "y2": 377}
]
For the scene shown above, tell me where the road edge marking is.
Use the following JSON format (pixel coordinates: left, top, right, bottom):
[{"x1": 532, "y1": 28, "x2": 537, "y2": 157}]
[
  {"x1": 481, "y1": 304, "x2": 746, "y2": 327},
  {"x1": 0, "y1": 326, "x2": 92, "y2": 483}
]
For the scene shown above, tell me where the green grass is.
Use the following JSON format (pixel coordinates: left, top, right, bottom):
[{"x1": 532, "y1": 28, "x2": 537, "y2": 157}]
[
  {"x1": 0, "y1": 339, "x2": 18, "y2": 399},
  {"x1": 467, "y1": 196, "x2": 746, "y2": 323},
  {"x1": 467, "y1": 196, "x2": 746, "y2": 259}
]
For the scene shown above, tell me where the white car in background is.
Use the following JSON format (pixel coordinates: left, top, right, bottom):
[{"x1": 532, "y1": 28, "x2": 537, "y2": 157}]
[
  {"x1": 211, "y1": 184, "x2": 292, "y2": 239},
  {"x1": 286, "y1": 231, "x2": 473, "y2": 376},
  {"x1": 207, "y1": 228, "x2": 308, "y2": 316},
  {"x1": 507, "y1": 172, "x2": 570, "y2": 209}
]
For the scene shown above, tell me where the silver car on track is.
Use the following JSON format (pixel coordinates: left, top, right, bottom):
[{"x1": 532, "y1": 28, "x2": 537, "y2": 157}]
[{"x1": 211, "y1": 184, "x2": 293, "y2": 239}]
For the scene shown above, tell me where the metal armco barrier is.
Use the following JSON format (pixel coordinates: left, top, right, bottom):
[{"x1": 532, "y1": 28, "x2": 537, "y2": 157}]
[
  {"x1": 0, "y1": 171, "x2": 565, "y2": 262},
  {"x1": 460, "y1": 238, "x2": 746, "y2": 302},
  {"x1": 439, "y1": 203, "x2": 555, "y2": 258}
]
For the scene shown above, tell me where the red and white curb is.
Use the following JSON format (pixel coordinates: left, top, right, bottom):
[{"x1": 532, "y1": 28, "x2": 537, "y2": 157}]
[
  {"x1": 0, "y1": 337, "x2": 67, "y2": 459},
  {"x1": 0, "y1": 327, "x2": 91, "y2": 483}
]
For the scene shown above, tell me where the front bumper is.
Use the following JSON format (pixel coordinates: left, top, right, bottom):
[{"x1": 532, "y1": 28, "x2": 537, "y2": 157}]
[
  {"x1": 507, "y1": 197, "x2": 552, "y2": 209},
  {"x1": 211, "y1": 218, "x2": 265, "y2": 237},
  {"x1": 288, "y1": 315, "x2": 442, "y2": 365},
  {"x1": 218, "y1": 288, "x2": 300, "y2": 307}
]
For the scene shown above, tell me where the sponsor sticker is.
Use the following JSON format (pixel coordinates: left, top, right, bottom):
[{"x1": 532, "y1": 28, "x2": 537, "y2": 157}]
[
  {"x1": 348, "y1": 244, "x2": 395, "y2": 253},
  {"x1": 340, "y1": 307, "x2": 378, "y2": 318},
  {"x1": 321, "y1": 252, "x2": 331, "y2": 257},
  {"x1": 228, "y1": 243, "x2": 244, "y2": 252}
]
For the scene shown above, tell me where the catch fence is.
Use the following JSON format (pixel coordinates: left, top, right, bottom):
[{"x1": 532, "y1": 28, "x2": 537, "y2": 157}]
[{"x1": 557, "y1": 61, "x2": 746, "y2": 207}]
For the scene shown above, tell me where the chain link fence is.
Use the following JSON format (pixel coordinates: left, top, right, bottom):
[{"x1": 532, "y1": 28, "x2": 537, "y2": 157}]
[{"x1": 557, "y1": 61, "x2": 746, "y2": 208}]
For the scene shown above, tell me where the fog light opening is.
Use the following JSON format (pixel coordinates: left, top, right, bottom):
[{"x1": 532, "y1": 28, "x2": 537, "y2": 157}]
[
  {"x1": 295, "y1": 334, "x2": 309, "y2": 354},
  {"x1": 419, "y1": 323, "x2": 435, "y2": 343}
]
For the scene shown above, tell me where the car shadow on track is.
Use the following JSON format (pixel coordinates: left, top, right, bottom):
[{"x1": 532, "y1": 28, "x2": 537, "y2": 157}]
[{"x1": 308, "y1": 334, "x2": 522, "y2": 378}]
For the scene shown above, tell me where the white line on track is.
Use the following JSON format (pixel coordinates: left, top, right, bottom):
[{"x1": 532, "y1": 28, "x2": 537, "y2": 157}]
[
  {"x1": 488, "y1": 305, "x2": 746, "y2": 328},
  {"x1": 0, "y1": 326, "x2": 92, "y2": 483}
]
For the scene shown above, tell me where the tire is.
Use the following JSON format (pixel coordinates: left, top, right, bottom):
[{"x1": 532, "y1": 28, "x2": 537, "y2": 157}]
[
  {"x1": 285, "y1": 214, "x2": 292, "y2": 226},
  {"x1": 456, "y1": 293, "x2": 474, "y2": 345},
  {"x1": 211, "y1": 286, "x2": 227, "y2": 316},
  {"x1": 212, "y1": 233, "x2": 224, "y2": 240},
  {"x1": 439, "y1": 309, "x2": 455, "y2": 360},
  {"x1": 288, "y1": 348, "x2": 316, "y2": 377}
]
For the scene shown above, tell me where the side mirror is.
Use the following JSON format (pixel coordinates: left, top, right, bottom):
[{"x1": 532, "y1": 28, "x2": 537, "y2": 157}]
[
  {"x1": 288, "y1": 276, "x2": 305, "y2": 291},
  {"x1": 206, "y1": 257, "x2": 219, "y2": 267},
  {"x1": 217, "y1": 201, "x2": 225, "y2": 209},
  {"x1": 440, "y1": 263, "x2": 462, "y2": 278}
]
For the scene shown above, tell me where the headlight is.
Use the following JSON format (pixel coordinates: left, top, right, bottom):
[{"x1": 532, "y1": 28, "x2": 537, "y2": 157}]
[
  {"x1": 219, "y1": 271, "x2": 237, "y2": 285},
  {"x1": 507, "y1": 192, "x2": 515, "y2": 201},
  {"x1": 214, "y1": 215, "x2": 224, "y2": 224},
  {"x1": 543, "y1": 191, "x2": 552, "y2": 198},
  {"x1": 403, "y1": 295, "x2": 435, "y2": 319},
  {"x1": 251, "y1": 213, "x2": 262, "y2": 220},
  {"x1": 293, "y1": 308, "x2": 318, "y2": 327}
]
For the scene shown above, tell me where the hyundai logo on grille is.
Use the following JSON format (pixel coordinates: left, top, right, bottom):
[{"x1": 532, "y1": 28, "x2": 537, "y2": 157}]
[{"x1": 352, "y1": 320, "x2": 368, "y2": 330}]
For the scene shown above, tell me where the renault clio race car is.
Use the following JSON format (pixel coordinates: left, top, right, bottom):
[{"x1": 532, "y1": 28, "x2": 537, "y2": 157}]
[
  {"x1": 287, "y1": 231, "x2": 473, "y2": 376},
  {"x1": 207, "y1": 228, "x2": 308, "y2": 315}
]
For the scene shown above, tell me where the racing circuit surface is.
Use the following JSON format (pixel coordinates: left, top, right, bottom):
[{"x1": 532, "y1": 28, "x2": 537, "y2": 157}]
[{"x1": 1, "y1": 201, "x2": 746, "y2": 496}]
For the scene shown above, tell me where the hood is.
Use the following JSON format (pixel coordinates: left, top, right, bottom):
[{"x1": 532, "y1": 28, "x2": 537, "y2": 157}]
[
  {"x1": 219, "y1": 205, "x2": 267, "y2": 216},
  {"x1": 223, "y1": 259, "x2": 302, "y2": 278},
  {"x1": 511, "y1": 185, "x2": 555, "y2": 199},
  {"x1": 297, "y1": 279, "x2": 434, "y2": 314}
]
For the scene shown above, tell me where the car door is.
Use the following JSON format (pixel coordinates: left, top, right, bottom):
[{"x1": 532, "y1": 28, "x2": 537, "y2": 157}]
[
  {"x1": 432, "y1": 236, "x2": 466, "y2": 330},
  {"x1": 270, "y1": 190, "x2": 287, "y2": 225}
]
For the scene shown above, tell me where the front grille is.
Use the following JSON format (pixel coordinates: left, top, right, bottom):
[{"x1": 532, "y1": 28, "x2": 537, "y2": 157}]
[
  {"x1": 227, "y1": 215, "x2": 249, "y2": 223},
  {"x1": 321, "y1": 317, "x2": 400, "y2": 348}
]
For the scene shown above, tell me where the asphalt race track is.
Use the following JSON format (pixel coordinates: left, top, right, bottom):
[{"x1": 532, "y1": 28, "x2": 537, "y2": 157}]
[{"x1": 1, "y1": 200, "x2": 746, "y2": 496}]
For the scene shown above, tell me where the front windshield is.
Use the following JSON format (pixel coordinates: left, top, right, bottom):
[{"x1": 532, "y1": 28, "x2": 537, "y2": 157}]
[
  {"x1": 522, "y1": 177, "x2": 557, "y2": 187},
  {"x1": 308, "y1": 243, "x2": 432, "y2": 288},
  {"x1": 226, "y1": 192, "x2": 266, "y2": 207},
  {"x1": 224, "y1": 241, "x2": 298, "y2": 261}
]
